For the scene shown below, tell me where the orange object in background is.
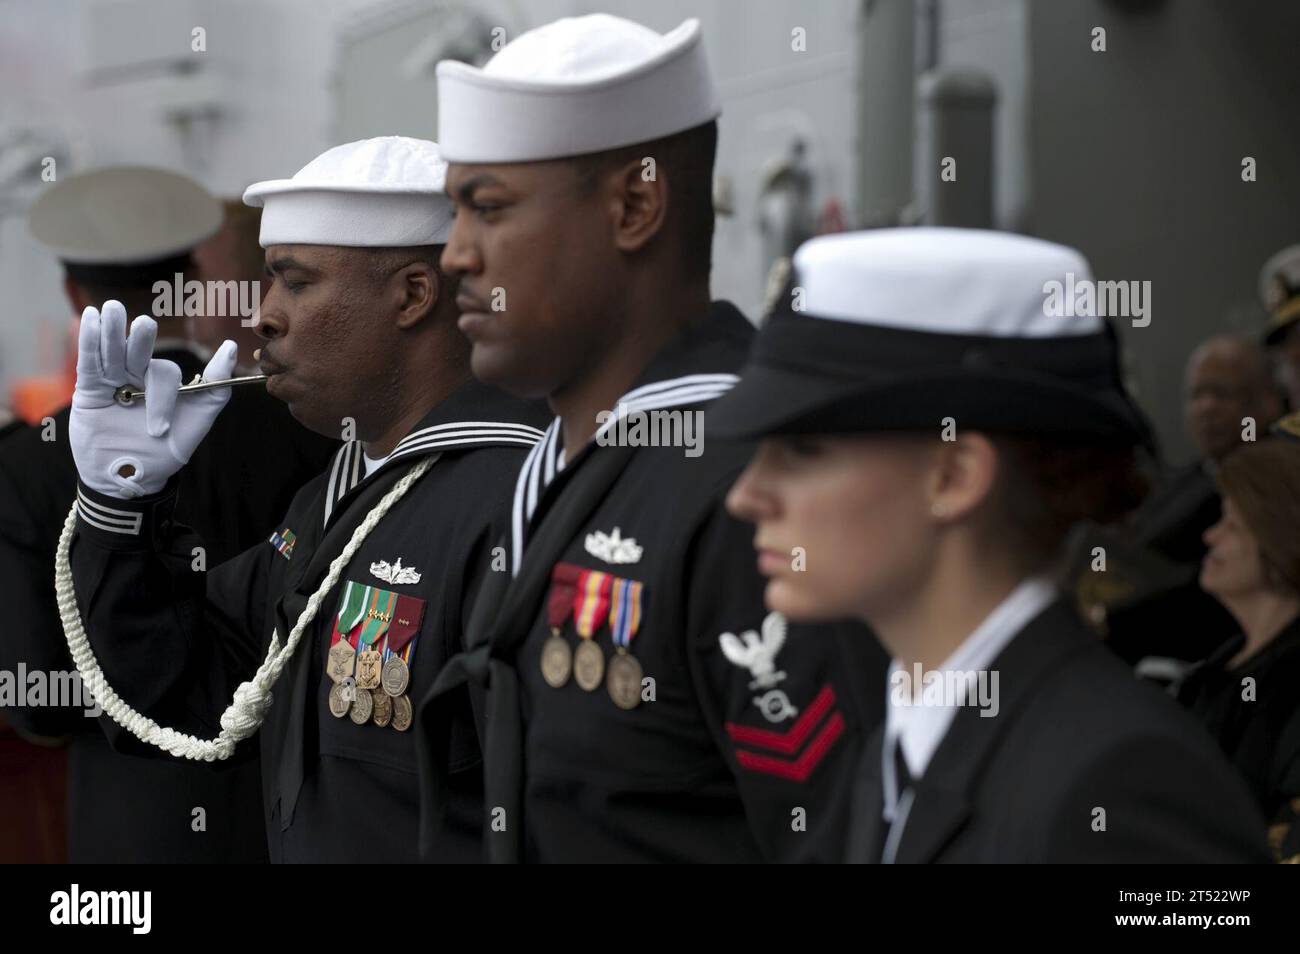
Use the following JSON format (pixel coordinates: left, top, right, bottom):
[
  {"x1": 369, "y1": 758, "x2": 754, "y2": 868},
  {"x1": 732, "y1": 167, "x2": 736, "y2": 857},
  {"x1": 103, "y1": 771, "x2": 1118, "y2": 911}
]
[
  {"x1": 9, "y1": 335, "x2": 76, "y2": 424},
  {"x1": 10, "y1": 373, "x2": 73, "y2": 424}
]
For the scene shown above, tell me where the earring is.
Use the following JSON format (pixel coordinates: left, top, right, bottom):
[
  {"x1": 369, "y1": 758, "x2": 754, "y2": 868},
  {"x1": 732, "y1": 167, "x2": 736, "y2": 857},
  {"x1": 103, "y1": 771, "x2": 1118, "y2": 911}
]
[{"x1": 930, "y1": 502, "x2": 947, "y2": 518}]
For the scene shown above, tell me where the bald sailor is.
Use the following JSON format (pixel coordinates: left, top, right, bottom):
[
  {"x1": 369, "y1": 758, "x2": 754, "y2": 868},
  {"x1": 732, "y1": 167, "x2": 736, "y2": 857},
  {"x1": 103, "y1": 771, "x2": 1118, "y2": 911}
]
[
  {"x1": 0, "y1": 166, "x2": 336, "y2": 863},
  {"x1": 60, "y1": 138, "x2": 547, "y2": 862}
]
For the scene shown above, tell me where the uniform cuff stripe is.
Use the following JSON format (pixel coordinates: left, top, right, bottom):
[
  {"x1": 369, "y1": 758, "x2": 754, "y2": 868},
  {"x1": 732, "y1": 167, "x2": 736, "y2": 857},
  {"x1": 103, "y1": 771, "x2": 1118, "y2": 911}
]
[{"x1": 76, "y1": 489, "x2": 144, "y2": 535}]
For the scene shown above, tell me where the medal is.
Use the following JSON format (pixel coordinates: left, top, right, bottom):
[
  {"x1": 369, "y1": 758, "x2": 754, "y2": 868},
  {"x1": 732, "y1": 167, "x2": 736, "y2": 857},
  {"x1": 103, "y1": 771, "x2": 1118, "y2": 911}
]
[
  {"x1": 332, "y1": 581, "x2": 370, "y2": 635},
  {"x1": 391, "y1": 693, "x2": 413, "y2": 732},
  {"x1": 327, "y1": 636, "x2": 357, "y2": 685},
  {"x1": 327, "y1": 581, "x2": 372, "y2": 685},
  {"x1": 541, "y1": 633, "x2": 573, "y2": 688},
  {"x1": 328, "y1": 681, "x2": 351, "y2": 718},
  {"x1": 541, "y1": 567, "x2": 579, "y2": 688},
  {"x1": 356, "y1": 588, "x2": 398, "y2": 649},
  {"x1": 371, "y1": 689, "x2": 393, "y2": 727},
  {"x1": 607, "y1": 651, "x2": 644, "y2": 710},
  {"x1": 605, "y1": 577, "x2": 645, "y2": 709},
  {"x1": 355, "y1": 593, "x2": 394, "y2": 706},
  {"x1": 574, "y1": 640, "x2": 605, "y2": 691},
  {"x1": 381, "y1": 656, "x2": 410, "y2": 697},
  {"x1": 380, "y1": 593, "x2": 424, "y2": 699},
  {"x1": 349, "y1": 686, "x2": 374, "y2": 724},
  {"x1": 356, "y1": 649, "x2": 382, "y2": 690},
  {"x1": 572, "y1": 568, "x2": 613, "y2": 692}
]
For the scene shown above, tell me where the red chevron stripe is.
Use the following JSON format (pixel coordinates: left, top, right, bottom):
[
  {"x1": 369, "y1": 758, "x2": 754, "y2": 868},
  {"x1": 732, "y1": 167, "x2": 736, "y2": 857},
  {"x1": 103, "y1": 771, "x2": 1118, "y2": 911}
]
[
  {"x1": 733, "y1": 712, "x2": 846, "y2": 782},
  {"x1": 725, "y1": 684, "x2": 836, "y2": 755}
]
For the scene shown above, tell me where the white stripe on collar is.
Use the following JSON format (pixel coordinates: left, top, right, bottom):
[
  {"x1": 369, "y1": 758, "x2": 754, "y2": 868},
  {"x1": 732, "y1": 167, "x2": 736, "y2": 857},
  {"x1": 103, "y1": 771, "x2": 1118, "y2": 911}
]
[
  {"x1": 509, "y1": 373, "x2": 738, "y2": 576},
  {"x1": 323, "y1": 442, "x2": 361, "y2": 526},
  {"x1": 322, "y1": 420, "x2": 544, "y2": 528},
  {"x1": 392, "y1": 420, "x2": 544, "y2": 455}
]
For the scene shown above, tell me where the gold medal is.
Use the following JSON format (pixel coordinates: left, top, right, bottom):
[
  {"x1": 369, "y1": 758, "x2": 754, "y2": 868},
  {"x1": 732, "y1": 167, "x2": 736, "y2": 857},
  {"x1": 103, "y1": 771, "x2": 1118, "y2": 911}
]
[
  {"x1": 328, "y1": 681, "x2": 351, "y2": 718},
  {"x1": 349, "y1": 686, "x2": 374, "y2": 725},
  {"x1": 606, "y1": 650, "x2": 643, "y2": 710},
  {"x1": 570, "y1": 569, "x2": 610, "y2": 692},
  {"x1": 605, "y1": 576, "x2": 644, "y2": 706},
  {"x1": 371, "y1": 689, "x2": 393, "y2": 727},
  {"x1": 391, "y1": 693, "x2": 413, "y2": 732},
  {"x1": 541, "y1": 629, "x2": 573, "y2": 688},
  {"x1": 573, "y1": 638, "x2": 605, "y2": 692},
  {"x1": 382, "y1": 656, "x2": 410, "y2": 697},
  {"x1": 356, "y1": 649, "x2": 382, "y2": 690},
  {"x1": 327, "y1": 639, "x2": 356, "y2": 684}
]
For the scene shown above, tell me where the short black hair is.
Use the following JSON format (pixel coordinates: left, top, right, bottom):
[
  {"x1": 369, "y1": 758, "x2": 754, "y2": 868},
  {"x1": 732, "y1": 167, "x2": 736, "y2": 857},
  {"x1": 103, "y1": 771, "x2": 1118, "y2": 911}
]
[
  {"x1": 362, "y1": 245, "x2": 454, "y2": 323},
  {"x1": 66, "y1": 254, "x2": 196, "y2": 319},
  {"x1": 569, "y1": 120, "x2": 717, "y2": 281},
  {"x1": 362, "y1": 245, "x2": 446, "y2": 284}
]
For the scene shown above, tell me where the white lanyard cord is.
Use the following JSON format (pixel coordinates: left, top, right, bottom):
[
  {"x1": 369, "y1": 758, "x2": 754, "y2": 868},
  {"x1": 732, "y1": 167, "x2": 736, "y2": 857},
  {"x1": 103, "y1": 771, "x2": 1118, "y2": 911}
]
[{"x1": 53, "y1": 457, "x2": 436, "y2": 762}]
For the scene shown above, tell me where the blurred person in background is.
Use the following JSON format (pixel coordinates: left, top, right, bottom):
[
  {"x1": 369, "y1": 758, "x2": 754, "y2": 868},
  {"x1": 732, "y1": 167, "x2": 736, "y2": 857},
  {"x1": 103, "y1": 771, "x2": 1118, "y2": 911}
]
[
  {"x1": 0, "y1": 166, "x2": 336, "y2": 862},
  {"x1": 1177, "y1": 422, "x2": 1300, "y2": 862},
  {"x1": 192, "y1": 199, "x2": 269, "y2": 373},
  {"x1": 1144, "y1": 334, "x2": 1285, "y2": 562},
  {"x1": 1104, "y1": 334, "x2": 1287, "y2": 669},
  {"x1": 1260, "y1": 245, "x2": 1300, "y2": 412}
]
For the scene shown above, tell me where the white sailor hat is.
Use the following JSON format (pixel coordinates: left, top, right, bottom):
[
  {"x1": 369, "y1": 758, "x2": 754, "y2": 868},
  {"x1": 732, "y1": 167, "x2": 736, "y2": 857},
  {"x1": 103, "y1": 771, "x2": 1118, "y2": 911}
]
[
  {"x1": 29, "y1": 165, "x2": 221, "y2": 283},
  {"x1": 436, "y1": 14, "x2": 720, "y2": 163},
  {"x1": 243, "y1": 136, "x2": 453, "y2": 248},
  {"x1": 1259, "y1": 243, "x2": 1300, "y2": 345},
  {"x1": 709, "y1": 228, "x2": 1151, "y2": 446}
]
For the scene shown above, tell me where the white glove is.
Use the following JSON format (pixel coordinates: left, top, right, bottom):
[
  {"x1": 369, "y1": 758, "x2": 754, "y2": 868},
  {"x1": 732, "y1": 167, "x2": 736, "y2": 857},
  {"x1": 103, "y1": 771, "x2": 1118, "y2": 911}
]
[{"x1": 69, "y1": 300, "x2": 238, "y2": 499}]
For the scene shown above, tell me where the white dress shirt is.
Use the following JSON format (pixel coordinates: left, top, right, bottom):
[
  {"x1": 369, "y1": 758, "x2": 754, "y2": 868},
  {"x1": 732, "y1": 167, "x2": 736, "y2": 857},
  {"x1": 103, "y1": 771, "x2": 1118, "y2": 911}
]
[
  {"x1": 362, "y1": 451, "x2": 391, "y2": 478},
  {"x1": 878, "y1": 575, "x2": 1058, "y2": 861},
  {"x1": 885, "y1": 575, "x2": 1058, "y2": 780}
]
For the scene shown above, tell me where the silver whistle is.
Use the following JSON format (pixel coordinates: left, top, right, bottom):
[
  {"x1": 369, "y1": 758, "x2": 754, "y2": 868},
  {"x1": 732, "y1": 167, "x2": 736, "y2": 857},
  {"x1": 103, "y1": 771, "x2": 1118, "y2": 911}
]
[{"x1": 113, "y1": 374, "x2": 269, "y2": 407}]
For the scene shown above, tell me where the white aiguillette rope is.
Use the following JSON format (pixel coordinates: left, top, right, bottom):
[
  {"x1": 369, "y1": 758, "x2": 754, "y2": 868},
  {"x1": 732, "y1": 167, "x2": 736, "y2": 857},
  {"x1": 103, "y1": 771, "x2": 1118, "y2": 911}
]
[{"x1": 53, "y1": 457, "x2": 436, "y2": 762}]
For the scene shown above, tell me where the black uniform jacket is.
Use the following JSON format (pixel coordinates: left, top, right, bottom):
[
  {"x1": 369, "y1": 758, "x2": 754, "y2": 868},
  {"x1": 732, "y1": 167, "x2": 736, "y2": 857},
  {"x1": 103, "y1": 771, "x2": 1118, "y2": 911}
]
[
  {"x1": 420, "y1": 303, "x2": 888, "y2": 863},
  {"x1": 1135, "y1": 461, "x2": 1222, "y2": 565},
  {"x1": 1178, "y1": 616, "x2": 1300, "y2": 861},
  {"x1": 847, "y1": 600, "x2": 1270, "y2": 863},
  {"x1": 1106, "y1": 462, "x2": 1236, "y2": 665},
  {"x1": 0, "y1": 346, "x2": 336, "y2": 862},
  {"x1": 67, "y1": 378, "x2": 546, "y2": 862}
]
